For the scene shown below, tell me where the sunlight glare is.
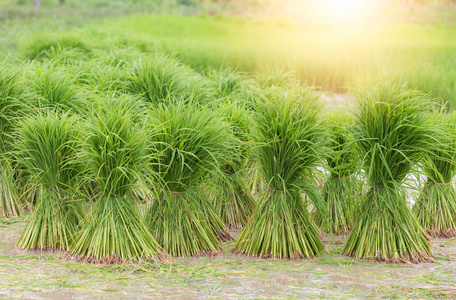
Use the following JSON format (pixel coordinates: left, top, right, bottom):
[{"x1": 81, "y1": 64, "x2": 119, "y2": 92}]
[{"x1": 311, "y1": 0, "x2": 370, "y2": 23}]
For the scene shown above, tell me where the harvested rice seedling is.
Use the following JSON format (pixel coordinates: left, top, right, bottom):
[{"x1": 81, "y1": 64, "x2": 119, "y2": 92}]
[
  {"x1": 145, "y1": 100, "x2": 232, "y2": 257},
  {"x1": 414, "y1": 112, "x2": 456, "y2": 238},
  {"x1": 343, "y1": 82, "x2": 437, "y2": 263},
  {"x1": 0, "y1": 65, "x2": 28, "y2": 144},
  {"x1": 15, "y1": 112, "x2": 83, "y2": 250},
  {"x1": 73, "y1": 47, "x2": 141, "y2": 94},
  {"x1": 24, "y1": 35, "x2": 91, "y2": 61},
  {"x1": 207, "y1": 67, "x2": 246, "y2": 98},
  {"x1": 314, "y1": 114, "x2": 361, "y2": 235},
  {"x1": 70, "y1": 96, "x2": 165, "y2": 263},
  {"x1": 0, "y1": 157, "x2": 19, "y2": 217},
  {"x1": 27, "y1": 63, "x2": 84, "y2": 114},
  {"x1": 234, "y1": 87, "x2": 327, "y2": 259},
  {"x1": 127, "y1": 54, "x2": 216, "y2": 106},
  {"x1": 254, "y1": 67, "x2": 296, "y2": 89},
  {"x1": 0, "y1": 65, "x2": 28, "y2": 216},
  {"x1": 213, "y1": 102, "x2": 256, "y2": 229},
  {"x1": 75, "y1": 60, "x2": 129, "y2": 93},
  {"x1": 126, "y1": 54, "x2": 187, "y2": 104}
]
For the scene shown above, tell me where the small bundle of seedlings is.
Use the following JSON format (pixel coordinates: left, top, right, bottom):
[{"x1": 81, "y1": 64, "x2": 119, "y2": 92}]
[
  {"x1": 207, "y1": 67, "x2": 246, "y2": 99},
  {"x1": 213, "y1": 102, "x2": 256, "y2": 229},
  {"x1": 343, "y1": 82, "x2": 437, "y2": 263},
  {"x1": 254, "y1": 67, "x2": 295, "y2": 89},
  {"x1": 24, "y1": 34, "x2": 91, "y2": 61},
  {"x1": 0, "y1": 158, "x2": 19, "y2": 217},
  {"x1": 128, "y1": 54, "x2": 184, "y2": 101},
  {"x1": 27, "y1": 63, "x2": 84, "y2": 114},
  {"x1": 234, "y1": 87, "x2": 327, "y2": 259},
  {"x1": 15, "y1": 112, "x2": 83, "y2": 250},
  {"x1": 125, "y1": 54, "x2": 217, "y2": 105},
  {"x1": 127, "y1": 54, "x2": 187, "y2": 104},
  {"x1": 413, "y1": 112, "x2": 456, "y2": 238},
  {"x1": 70, "y1": 96, "x2": 165, "y2": 263},
  {"x1": 145, "y1": 100, "x2": 232, "y2": 257},
  {"x1": 72, "y1": 47, "x2": 141, "y2": 93},
  {"x1": 127, "y1": 54, "x2": 215, "y2": 106},
  {"x1": 314, "y1": 114, "x2": 360, "y2": 235}
]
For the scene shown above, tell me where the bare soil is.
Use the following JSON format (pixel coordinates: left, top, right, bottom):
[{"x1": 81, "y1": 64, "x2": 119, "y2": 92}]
[{"x1": 0, "y1": 221, "x2": 455, "y2": 299}]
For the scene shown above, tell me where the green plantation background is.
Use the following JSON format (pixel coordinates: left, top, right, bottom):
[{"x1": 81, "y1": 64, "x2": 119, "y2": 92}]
[{"x1": 2, "y1": 1, "x2": 456, "y2": 107}]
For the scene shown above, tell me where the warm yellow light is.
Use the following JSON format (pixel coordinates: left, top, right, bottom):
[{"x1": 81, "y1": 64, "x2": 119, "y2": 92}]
[{"x1": 311, "y1": 0, "x2": 370, "y2": 22}]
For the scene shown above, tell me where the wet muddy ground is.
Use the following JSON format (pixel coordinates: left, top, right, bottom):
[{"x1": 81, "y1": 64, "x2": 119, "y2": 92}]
[{"x1": 0, "y1": 218, "x2": 455, "y2": 299}]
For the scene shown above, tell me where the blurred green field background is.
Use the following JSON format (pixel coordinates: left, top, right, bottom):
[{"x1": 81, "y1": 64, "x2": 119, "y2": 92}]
[{"x1": 1, "y1": 0, "x2": 456, "y2": 106}]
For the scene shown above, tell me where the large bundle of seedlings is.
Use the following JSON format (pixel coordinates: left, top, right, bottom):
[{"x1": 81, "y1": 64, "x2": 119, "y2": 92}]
[
  {"x1": 413, "y1": 112, "x2": 456, "y2": 238},
  {"x1": 234, "y1": 87, "x2": 327, "y2": 259},
  {"x1": 0, "y1": 66, "x2": 28, "y2": 216},
  {"x1": 213, "y1": 102, "x2": 256, "y2": 229},
  {"x1": 145, "y1": 100, "x2": 232, "y2": 257},
  {"x1": 314, "y1": 114, "x2": 361, "y2": 235},
  {"x1": 15, "y1": 112, "x2": 83, "y2": 250},
  {"x1": 343, "y1": 82, "x2": 437, "y2": 263},
  {"x1": 70, "y1": 96, "x2": 165, "y2": 263}
]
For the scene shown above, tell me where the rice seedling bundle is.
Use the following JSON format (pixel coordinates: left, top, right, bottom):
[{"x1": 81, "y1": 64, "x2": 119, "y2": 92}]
[
  {"x1": 0, "y1": 158, "x2": 19, "y2": 217},
  {"x1": 70, "y1": 96, "x2": 165, "y2": 263},
  {"x1": 0, "y1": 66, "x2": 27, "y2": 145},
  {"x1": 234, "y1": 87, "x2": 327, "y2": 259},
  {"x1": 127, "y1": 54, "x2": 188, "y2": 104},
  {"x1": 314, "y1": 114, "x2": 361, "y2": 235},
  {"x1": 74, "y1": 47, "x2": 140, "y2": 93},
  {"x1": 24, "y1": 35, "x2": 91, "y2": 61},
  {"x1": 207, "y1": 67, "x2": 246, "y2": 98},
  {"x1": 28, "y1": 63, "x2": 83, "y2": 113},
  {"x1": 15, "y1": 112, "x2": 83, "y2": 250},
  {"x1": 145, "y1": 100, "x2": 232, "y2": 257},
  {"x1": 213, "y1": 102, "x2": 256, "y2": 229},
  {"x1": 73, "y1": 60, "x2": 127, "y2": 93},
  {"x1": 0, "y1": 66, "x2": 27, "y2": 216},
  {"x1": 413, "y1": 112, "x2": 456, "y2": 238},
  {"x1": 343, "y1": 82, "x2": 437, "y2": 263},
  {"x1": 254, "y1": 67, "x2": 295, "y2": 89},
  {"x1": 127, "y1": 54, "x2": 217, "y2": 106}
]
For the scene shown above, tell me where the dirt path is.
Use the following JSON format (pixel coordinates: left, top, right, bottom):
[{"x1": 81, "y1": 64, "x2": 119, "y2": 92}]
[{"x1": 0, "y1": 221, "x2": 455, "y2": 299}]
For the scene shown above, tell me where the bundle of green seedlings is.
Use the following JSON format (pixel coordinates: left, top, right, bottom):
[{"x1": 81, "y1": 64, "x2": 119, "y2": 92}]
[
  {"x1": 70, "y1": 95, "x2": 166, "y2": 263},
  {"x1": 145, "y1": 100, "x2": 233, "y2": 257},
  {"x1": 314, "y1": 114, "x2": 361, "y2": 235},
  {"x1": 0, "y1": 158, "x2": 19, "y2": 217},
  {"x1": 15, "y1": 112, "x2": 83, "y2": 250},
  {"x1": 24, "y1": 35, "x2": 92, "y2": 62},
  {"x1": 206, "y1": 67, "x2": 247, "y2": 99},
  {"x1": 27, "y1": 63, "x2": 85, "y2": 114},
  {"x1": 71, "y1": 47, "x2": 145, "y2": 94},
  {"x1": 213, "y1": 102, "x2": 256, "y2": 229},
  {"x1": 127, "y1": 54, "x2": 215, "y2": 105},
  {"x1": 14, "y1": 61, "x2": 88, "y2": 207},
  {"x1": 234, "y1": 87, "x2": 327, "y2": 259},
  {"x1": 343, "y1": 82, "x2": 437, "y2": 263},
  {"x1": 0, "y1": 65, "x2": 27, "y2": 217},
  {"x1": 254, "y1": 67, "x2": 296, "y2": 89},
  {"x1": 413, "y1": 112, "x2": 456, "y2": 238}
]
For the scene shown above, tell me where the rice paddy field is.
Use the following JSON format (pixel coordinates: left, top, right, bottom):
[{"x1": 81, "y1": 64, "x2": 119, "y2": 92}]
[{"x1": 2, "y1": 0, "x2": 456, "y2": 299}]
